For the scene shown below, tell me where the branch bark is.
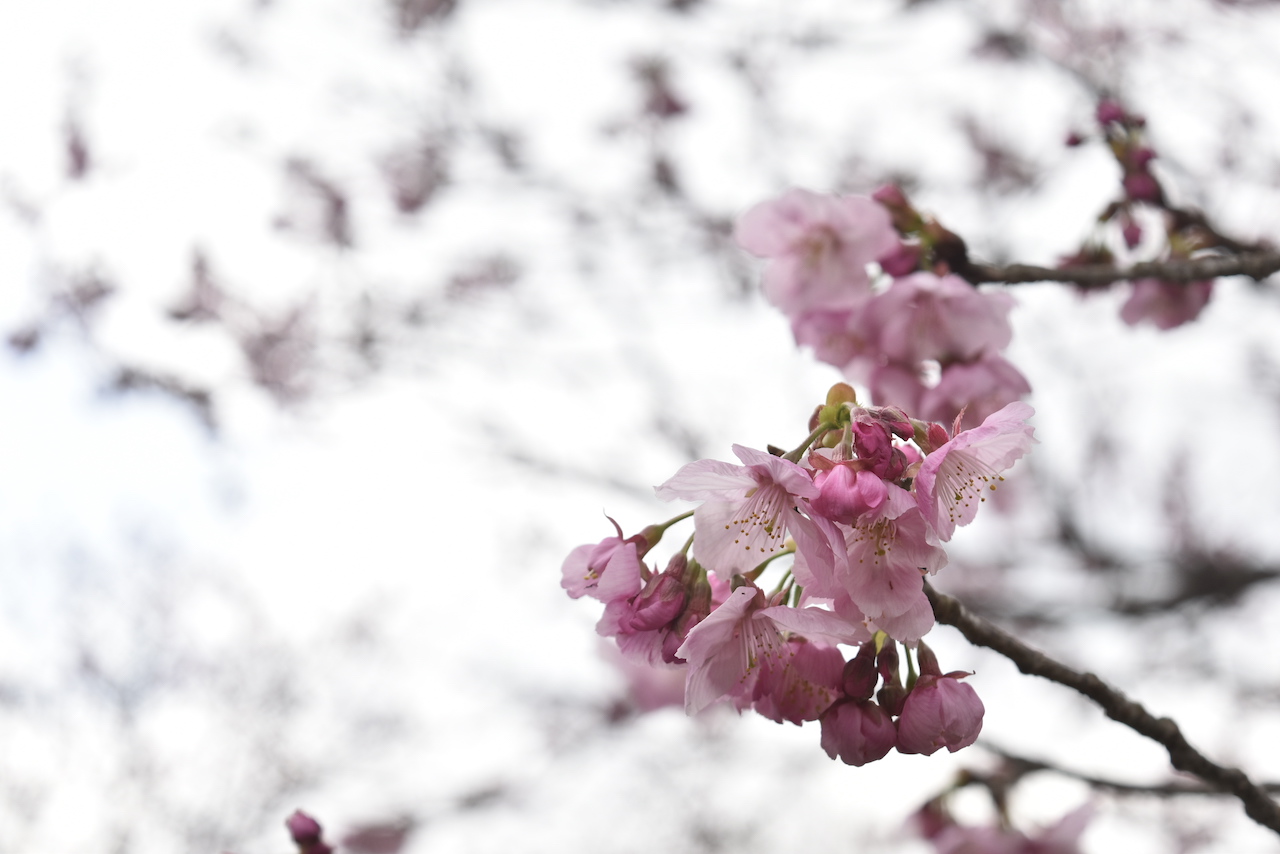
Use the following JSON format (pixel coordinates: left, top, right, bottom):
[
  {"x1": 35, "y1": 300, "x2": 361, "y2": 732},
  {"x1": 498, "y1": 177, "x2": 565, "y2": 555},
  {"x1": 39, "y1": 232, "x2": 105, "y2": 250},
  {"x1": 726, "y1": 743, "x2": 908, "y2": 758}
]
[
  {"x1": 968, "y1": 250, "x2": 1280, "y2": 288},
  {"x1": 924, "y1": 582, "x2": 1280, "y2": 835}
]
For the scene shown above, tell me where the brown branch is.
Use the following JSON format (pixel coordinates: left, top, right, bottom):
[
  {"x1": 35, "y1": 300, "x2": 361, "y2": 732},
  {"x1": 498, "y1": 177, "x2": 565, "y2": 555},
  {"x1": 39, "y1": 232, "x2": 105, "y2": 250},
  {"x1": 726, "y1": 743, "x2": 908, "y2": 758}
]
[
  {"x1": 968, "y1": 250, "x2": 1280, "y2": 288},
  {"x1": 981, "y1": 744, "x2": 1280, "y2": 797},
  {"x1": 924, "y1": 582, "x2": 1280, "y2": 835}
]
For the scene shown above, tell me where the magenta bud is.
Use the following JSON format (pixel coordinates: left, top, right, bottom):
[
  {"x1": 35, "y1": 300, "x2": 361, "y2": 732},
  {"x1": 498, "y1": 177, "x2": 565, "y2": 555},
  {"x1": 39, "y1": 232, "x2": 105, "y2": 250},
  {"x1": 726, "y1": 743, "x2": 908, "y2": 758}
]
[
  {"x1": 877, "y1": 241, "x2": 922, "y2": 277},
  {"x1": 842, "y1": 643, "x2": 879, "y2": 700},
  {"x1": 1064, "y1": 131, "x2": 1085, "y2": 147},
  {"x1": 820, "y1": 699, "x2": 897, "y2": 766},
  {"x1": 1095, "y1": 99, "x2": 1125, "y2": 125},
  {"x1": 872, "y1": 183, "x2": 909, "y2": 208},
  {"x1": 1122, "y1": 219, "x2": 1142, "y2": 249},
  {"x1": 287, "y1": 811, "x2": 323, "y2": 845},
  {"x1": 1130, "y1": 147, "x2": 1156, "y2": 169},
  {"x1": 1123, "y1": 172, "x2": 1162, "y2": 204},
  {"x1": 896, "y1": 674, "x2": 984, "y2": 755}
]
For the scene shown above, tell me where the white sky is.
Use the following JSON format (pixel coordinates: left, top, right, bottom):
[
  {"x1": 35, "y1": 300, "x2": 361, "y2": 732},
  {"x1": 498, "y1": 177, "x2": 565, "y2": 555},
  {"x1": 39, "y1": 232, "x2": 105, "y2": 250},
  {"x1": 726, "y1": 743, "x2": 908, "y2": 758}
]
[{"x1": 3, "y1": 1, "x2": 1280, "y2": 852}]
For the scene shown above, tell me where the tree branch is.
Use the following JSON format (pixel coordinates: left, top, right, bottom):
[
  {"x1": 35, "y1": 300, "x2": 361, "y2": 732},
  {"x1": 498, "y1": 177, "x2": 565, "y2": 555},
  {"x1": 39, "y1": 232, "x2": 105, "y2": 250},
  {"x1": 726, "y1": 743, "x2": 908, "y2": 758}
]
[
  {"x1": 980, "y1": 744, "x2": 1280, "y2": 797},
  {"x1": 968, "y1": 251, "x2": 1280, "y2": 287},
  {"x1": 924, "y1": 581, "x2": 1280, "y2": 835}
]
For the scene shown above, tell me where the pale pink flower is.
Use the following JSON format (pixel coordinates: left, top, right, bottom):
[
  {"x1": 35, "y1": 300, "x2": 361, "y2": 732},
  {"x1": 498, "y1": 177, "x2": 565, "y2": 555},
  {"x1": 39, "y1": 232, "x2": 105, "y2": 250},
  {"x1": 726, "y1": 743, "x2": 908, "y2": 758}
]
[
  {"x1": 675, "y1": 585, "x2": 867, "y2": 714},
  {"x1": 655, "y1": 444, "x2": 819, "y2": 578},
  {"x1": 918, "y1": 354, "x2": 1031, "y2": 432},
  {"x1": 1119, "y1": 278, "x2": 1213, "y2": 330},
  {"x1": 561, "y1": 518, "x2": 646, "y2": 602},
  {"x1": 750, "y1": 638, "x2": 845, "y2": 725},
  {"x1": 862, "y1": 273, "x2": 1015, "y2": 365},
  {"x1": 914, "y1": 401, "x2": 1036, "y2": 542},
  {"x1": 734, "y1": 188, "x2": 899, "y2": 315},
  {"x1": 895, "y1": 673, "x2": 984, "y2": 755},
  {"x1": 819, "y1": 699, "x2": 898, "y2": 766},
  {"x1": 931, "y1": 825, "x2": 1027, "y2": 854},
  {"x1": 868, "y1": 361, "x2": 927, "y2": 415},
  {"x1": 790, "y1": 306, "x2": 877, "y2": 374}
]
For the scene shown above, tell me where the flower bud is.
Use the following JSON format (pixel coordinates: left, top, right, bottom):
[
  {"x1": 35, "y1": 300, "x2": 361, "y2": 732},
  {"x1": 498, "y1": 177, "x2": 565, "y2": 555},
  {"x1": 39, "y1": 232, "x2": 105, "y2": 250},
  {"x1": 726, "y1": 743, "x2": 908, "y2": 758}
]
[
  {"x1": 877, "y1": 241, "x2": 922, "y2": 277},
  {"x1": 1123, "y1": 171, "x2": 1162, "y2": 204},
  {"x1": 895, "y1": 674, "x2": 984, "y2": 755},
  {"x1": 820, "y1": 699, "x2": 897, "y2": 766},
  {"x1": 286, "y1": 810, "x2": 334, "y2": 854},
  {"x1": 1095, "y1": 99, "x2": 1125, "y2": 125},
  {"x1": 841, "y1": 642, "x2": 879, "y2": 701}
]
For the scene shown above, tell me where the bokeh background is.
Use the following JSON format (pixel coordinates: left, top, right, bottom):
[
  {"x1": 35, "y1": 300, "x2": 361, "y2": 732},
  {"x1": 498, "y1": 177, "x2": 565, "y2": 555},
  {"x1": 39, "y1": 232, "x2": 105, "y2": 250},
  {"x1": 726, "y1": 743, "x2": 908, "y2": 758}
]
[{"x1": 4, "y1": 0, "x2": 1280, "y2": 851}]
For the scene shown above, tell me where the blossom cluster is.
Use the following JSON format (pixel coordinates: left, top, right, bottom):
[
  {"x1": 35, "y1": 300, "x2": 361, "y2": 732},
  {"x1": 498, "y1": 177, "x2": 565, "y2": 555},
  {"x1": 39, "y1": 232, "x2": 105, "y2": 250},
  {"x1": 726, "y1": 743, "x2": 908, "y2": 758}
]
[
  {"x1": 1066, "y1": 99, "x2": 1215, "y2": 330},
  {"x1": 735, "y1": 188, "x2": 1030, "y2": 430},
  {"x1": 562, "y1": 384, "x2": 1035, "y2": 766}
]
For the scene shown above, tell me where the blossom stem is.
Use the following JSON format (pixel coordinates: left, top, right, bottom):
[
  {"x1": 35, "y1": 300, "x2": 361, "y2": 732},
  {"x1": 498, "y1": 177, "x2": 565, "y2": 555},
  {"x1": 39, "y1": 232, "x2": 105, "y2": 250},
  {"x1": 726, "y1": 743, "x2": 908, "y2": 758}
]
[{"x1": 783, "y1": 424, "x2": 834, "y2": 463}]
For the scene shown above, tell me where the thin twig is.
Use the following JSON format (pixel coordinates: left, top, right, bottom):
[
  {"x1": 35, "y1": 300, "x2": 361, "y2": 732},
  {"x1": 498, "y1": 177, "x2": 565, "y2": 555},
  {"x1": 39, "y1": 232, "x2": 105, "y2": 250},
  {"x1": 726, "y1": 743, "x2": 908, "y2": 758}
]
[
  {"x1": 980, "y1": 744, "x2": 1280, "y2": 797},
  {"x1": 969, "y1": 251, "x2": 1280, "y2": 287},
  {"x1": 924, "y1": 582, "x2": 1280, "y2": 835}
]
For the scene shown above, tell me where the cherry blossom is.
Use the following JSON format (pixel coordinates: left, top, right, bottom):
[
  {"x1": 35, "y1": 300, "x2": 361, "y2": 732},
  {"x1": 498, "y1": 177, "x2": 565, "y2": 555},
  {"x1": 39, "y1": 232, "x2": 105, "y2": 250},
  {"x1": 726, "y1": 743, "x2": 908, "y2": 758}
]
[
  {"x1": 676, "y1": 585, "x2": 867, "y2": 714},
  {"x1": 914, "y1": 401, "x2": 1037, "y2": 541},
  {"x1": 734, "y1": 188, "x2": 898, "y2": 315},
  {"x1": 654, "y1": 444, "x2": 819, "y2": 578},
  {"x1": 1119, "y1": 277, "x2": 1213, "y2": 330}
]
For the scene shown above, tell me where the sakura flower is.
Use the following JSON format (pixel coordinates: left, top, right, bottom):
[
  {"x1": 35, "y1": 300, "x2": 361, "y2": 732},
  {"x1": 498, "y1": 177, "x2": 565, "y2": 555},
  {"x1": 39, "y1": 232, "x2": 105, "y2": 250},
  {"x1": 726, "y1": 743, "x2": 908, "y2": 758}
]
[
  {"x1": 560, "y1": 517, "x2": 646, "y2": 602},
  {"x1": 676, "y1": 585, "x2": 868, "y2": 714},
  {"x1": 750, "y1": 638, "x2": 845, "y2": 725},
  {"x1": 1119, "y1": 277, "x2": 1213, "y2": 330},
  {"x1": 734, "y1": 188, "x2": 899, "y2": 315},
  {"x1": 655, "y1": 444, "x2": 819, "y2": 578},
  {"x1": 917, "y1": 353, "x2": 1031, "y2": 432},
  {"x1": 896, "y1": 643, "x2": 984, "y2": 755},
  {"x1": 819, "y1": 699, "x2": 898, "y2": 766},
  {"x1": 861, "y1": 273, "x2": 1015, "y2": 366},
  {"x1": 914, "y1": 401, "x2": 1036, "y2": 542}
]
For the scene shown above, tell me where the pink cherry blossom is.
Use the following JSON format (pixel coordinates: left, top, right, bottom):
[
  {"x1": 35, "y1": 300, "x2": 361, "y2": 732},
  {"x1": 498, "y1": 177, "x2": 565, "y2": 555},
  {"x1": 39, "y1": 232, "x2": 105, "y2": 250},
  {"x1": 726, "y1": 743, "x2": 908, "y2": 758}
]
[
  {"x1": 734, "y1": 188, "x2": 899, "y2": 315},
  {"x1": 895, "y1": 673, "x2": 984, "y2": 755},
  {"x1": 914, "y1": 401, "x2": 1037, "y2": 541},
  {"x1": 819, "y1": 699, "x2": 898, "y2": 766},
  {"x1": 1119, "y1": 277, "x2": 1213, "y2": 330},
  {"x1": 790, "y1": 306, "x2": 877, "y2": 374},
  {"x1": 917, "y1": 353, "x2": 1032, "y2": 432},
  {"x1": 560, "y1": 518, "x2": 646, "y2": 602},
  {"x1": 655, "y1": 444, "x2": 820, "y2": 578},
  {"x1": 862, "y1": 273, "x2": 1015, "y2": 365},
  {"x1": 676, "y1": 585, "x2": 867, "y2": 714},
  {"x1": 750, "y1": 638, "x2": 845, "y2": 725}
]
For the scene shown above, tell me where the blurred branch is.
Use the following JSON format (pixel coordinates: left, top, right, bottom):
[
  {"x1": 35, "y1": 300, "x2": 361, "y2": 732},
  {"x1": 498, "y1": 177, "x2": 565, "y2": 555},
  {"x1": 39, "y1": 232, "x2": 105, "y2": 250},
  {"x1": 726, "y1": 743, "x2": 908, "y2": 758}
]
[
  {"x1": 924, "y1": 581, "x2": 1280, "y2": 835},
  {"x1": 971, "y1": 250, "x2": 1280, "y2": 287},
  {"x1": 981, "y1": 744, "x2": 1280, "y2": 797}
]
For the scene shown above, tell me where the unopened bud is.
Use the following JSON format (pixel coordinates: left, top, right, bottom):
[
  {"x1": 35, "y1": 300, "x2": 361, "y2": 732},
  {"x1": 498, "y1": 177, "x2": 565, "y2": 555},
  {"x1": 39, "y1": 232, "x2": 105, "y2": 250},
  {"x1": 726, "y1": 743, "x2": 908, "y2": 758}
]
[
  {"x1": 1095, "y1": 99, "x2": 1125, "y2": 125},
  {"x1": 841, "y1": 642, "x2": 879, "y2": 700}
]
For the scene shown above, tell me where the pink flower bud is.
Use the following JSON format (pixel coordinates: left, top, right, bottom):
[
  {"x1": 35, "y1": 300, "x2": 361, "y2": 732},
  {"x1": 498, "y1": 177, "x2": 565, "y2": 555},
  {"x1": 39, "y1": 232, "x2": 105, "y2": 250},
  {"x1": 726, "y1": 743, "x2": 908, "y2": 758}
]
[
  {"x1": 1095, "y1": 99, "x2": 1125, "y2": 125},
  {"x1": 820, "y1": 699, "x2": 898, "y2": 766},
  {"x1": 878, "y1": 241, "x2": 922, "y2": 276},
  {"x1": 895, "y1": 674, "x2": 984, "y2": 755},
  {"x1": 872, "y1": 183, "x2": 909, "y2": 208},
  {"x1": 841, "y1": 642, "x2": 879, "y2": 701},
  {"x1": 811, "y1": 465, "x2": 888, "y2": 525},
  {"x1": 1123, "y1": 171, "x2": 1161, "y2": 204},
  {"x1": 286, "y1": 810, "x2": 335, "y2": 854},
  {"x1": 1121, "y1": 217, "x2": 1142, "y2": 249},
  {"x1": 1064, "y1": 131, "x2": 1085, "y2": 147}
]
